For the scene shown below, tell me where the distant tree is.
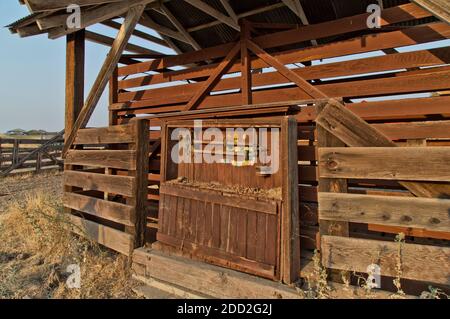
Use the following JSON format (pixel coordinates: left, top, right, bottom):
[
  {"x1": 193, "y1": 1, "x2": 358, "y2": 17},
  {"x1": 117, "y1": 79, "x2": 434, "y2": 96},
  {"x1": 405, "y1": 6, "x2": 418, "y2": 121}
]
[
  {"x1": 26, "y1": 129, "x2": 47, "y2": 135},
  {"x1": 6, "y1": 129, "x2": 26, "y2": 136}
]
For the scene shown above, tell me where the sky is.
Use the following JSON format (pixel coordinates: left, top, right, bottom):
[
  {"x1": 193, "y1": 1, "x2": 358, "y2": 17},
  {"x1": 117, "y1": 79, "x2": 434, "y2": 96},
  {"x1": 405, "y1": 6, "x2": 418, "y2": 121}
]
[{"x1": 0, "y1": 2, "x2": 171, "y2": 133}]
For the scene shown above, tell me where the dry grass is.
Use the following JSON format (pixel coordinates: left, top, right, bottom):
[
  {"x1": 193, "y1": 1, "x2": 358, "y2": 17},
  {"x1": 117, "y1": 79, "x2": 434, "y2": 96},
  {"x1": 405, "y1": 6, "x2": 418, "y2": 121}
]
[{"x1": 0, "y1": 191, "x2": 139, "y2": 299}]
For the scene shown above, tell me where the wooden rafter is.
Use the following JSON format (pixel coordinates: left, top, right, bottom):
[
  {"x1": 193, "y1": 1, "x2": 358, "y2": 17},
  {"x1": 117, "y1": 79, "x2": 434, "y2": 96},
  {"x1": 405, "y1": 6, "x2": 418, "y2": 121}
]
[
  {"x1": 85, "y1": 30, "x2": 163, "y2": 55},
  {"x1": 184, "y1": 42, "x2": 241, "y2": 111},
  {"x1": 240, "y1": 21, "x2": 252, "y2": 105},
  {"x1": 45, "y1": 0, "x2": 154, "y2": 39},
  {"x1": 159, "y1": 4, "x2": 202, "y2": 50},
  {"x1": 139, "y1": 12, "x2": 191, "y2": 44},
  {"x1": 101, "y1": 19, "x2": 170, "y2": 49},
  {"x1": 220, "y1": 0, "x2": 238, "y2": 23},
  {"x1": 183, "y1": 0, "x2": 240, "y2": 31},
  {"x1": 411, "y1": 0, "x2": 450, "y2": 24},
  {"x1": 281, "y1": 0, "x2": 318, "y2": 45},
  {"x1": 246, "y1": 39, "x2": 326, "y2": 99},
  {"x1": 62, "y1": 5, "x2": 145, "y2": 157},
  {"x1": 24, "y1": 0, "x2": 122, "y2": 12}
]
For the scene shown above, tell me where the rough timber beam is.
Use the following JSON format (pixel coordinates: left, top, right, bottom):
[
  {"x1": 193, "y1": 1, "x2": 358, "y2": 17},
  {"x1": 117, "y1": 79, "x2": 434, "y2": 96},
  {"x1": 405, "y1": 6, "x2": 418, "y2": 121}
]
[
  {"x1": 184, "y1": 42, "x2": 241, "y2": 111},
  {"x1": 139, "y1": 11, "x2": 192, "y2": 45},
  {"x1": 24, "y1": 0, "x2": 122, "y2": 12},
  {"x1": 159, "y1": 4, "x2": 202, "y2": 50},
  {"x1": 46, "y1": 0, "x2": 155, "y2": 39},
  {"x1": 411, "y1": 0, "x2": 450, "y2": 24},
  {"x1": 85, "y1": 30, "x2": 163, "y2": 55},
  {"x1": 246, "y1": 39, "x2": 326, "y2": 99},
  {"x1": 220, "y1": 0, "x2": 238, "y2": 23},
  {"x1": 101, "y1": 20, "x2": 169, "y2": 48},
  {"x1": 183, "y1": 0, "x2": 240, "y2": 31},
  {"x1": 281, "y1": 0, "x2": 318, "y2": 45},
  {"x1": 316, "y1": 99, "x2": 450, "y2": 198},
  {"x1": 62, "y1": 5, "x2": 145, "y2": 157}
]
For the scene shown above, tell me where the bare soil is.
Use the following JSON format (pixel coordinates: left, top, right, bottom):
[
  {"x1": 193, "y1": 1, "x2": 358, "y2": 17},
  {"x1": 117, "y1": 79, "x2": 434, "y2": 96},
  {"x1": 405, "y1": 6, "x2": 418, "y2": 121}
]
[{"x1": 0, "y1": 172, "x2": 63, "y2": 214}]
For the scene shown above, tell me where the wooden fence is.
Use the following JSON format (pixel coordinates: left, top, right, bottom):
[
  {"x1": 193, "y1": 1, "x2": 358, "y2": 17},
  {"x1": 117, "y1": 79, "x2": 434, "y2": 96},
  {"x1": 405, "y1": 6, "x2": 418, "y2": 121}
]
[
  {"x1": 316, "y1": 101, "x2": 450, "y2": 288},
  {"x1": 63, "y1": 120, "x2": 149, "y2": 256},
  {"x1": 0, "y1": 133, "x2": 64, "y2": 177}
]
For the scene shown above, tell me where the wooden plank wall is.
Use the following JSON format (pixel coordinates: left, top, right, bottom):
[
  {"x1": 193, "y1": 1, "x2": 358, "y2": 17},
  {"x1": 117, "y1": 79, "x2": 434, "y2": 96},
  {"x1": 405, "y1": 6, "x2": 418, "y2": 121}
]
[
  {"x1": 63, "y1": 121, "x2": 149, "y2": 256},
  {"x1": 316, "y1": 118, "x2": 450, "y2": 288}
]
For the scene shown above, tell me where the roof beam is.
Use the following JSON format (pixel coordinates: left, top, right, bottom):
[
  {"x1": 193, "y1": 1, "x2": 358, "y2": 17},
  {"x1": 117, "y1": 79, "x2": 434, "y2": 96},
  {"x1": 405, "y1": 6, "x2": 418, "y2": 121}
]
[
  {"x1": 411, "y1": 0, "x2": 450, "y2": 24},
  {"x1": 85, "y1": 30, "x2": 164, "y2": 55},
  {"x1": 220, "y1": 0, "x2": 238, "y2": 23},
  {"x1": 101, "y1": 19, "x2": 170, "y2": 48},
  {"x1": 187, "y1": 3, "x2": 284, "y2": 33},
  {"x1": 23, "y1": 0, "x2": 123, "y2": 12},
  {"x1": 281, "y1": 0, "x2": 318, "y2": 45},
  {"x1": 46, "y1": 0, "x2": 156, "y2": 39},
  {"x1": 138, "y1": 11, "x2": 193, "y2": 45},
  {"x1": 183, "y1": 0, "x2": 240, "y2": 31},
  {"x1": 159, "y1": 4, "x2": 202, "y2": 50},
  {"x1": 62, "y1": 5, "x2": 145, "y2": 157}
]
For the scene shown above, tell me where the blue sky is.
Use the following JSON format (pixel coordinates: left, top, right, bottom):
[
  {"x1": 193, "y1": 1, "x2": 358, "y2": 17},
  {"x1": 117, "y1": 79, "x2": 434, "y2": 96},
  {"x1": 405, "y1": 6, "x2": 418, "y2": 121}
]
[{"x1": 0, "y1": 2, "x2": 110, "y2": 132}]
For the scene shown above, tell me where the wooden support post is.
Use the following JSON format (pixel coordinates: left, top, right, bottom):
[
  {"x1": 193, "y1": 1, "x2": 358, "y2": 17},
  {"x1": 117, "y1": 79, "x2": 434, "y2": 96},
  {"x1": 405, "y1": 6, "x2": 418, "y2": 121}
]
[
  {"x1": 36, "y1": 152, "x2": 42, "y2": 173},
  {"x1": 126, "y1": 120, "x2": 150, "y2": 248},
  {"x1": 62, "y1": 5, "x2": 146, "y2": 157},
  {"x1": 281, "y1": 116, "x2": 300, "y2": 284},
  {"x1": 317, "y1": 101, "x2": 349, "y2": 238},
  {"x1": 65, "y1": 29, "x2": 85, "y2": 211},
  {"x1": 12, "y1": 140, "x2": 19, "y2": 166},
  {"x1": 109, "y1": 67, "x2": 119, "y2": 126},
  {"x1": 65, "y1": 30, "x2": 85, "y2": 138},
  {"x1": 240, "y1": 20, "x2": 252, "y2": 105},
  {"x1": 316, "y1": 101, "x2": 349, "y2": 282}
]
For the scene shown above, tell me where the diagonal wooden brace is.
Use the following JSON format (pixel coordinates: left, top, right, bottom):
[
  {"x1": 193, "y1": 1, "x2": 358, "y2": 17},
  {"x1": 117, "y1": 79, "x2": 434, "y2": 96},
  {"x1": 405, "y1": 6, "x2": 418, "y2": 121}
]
[
  {"x1": 62, "y1": 5, "x2": 146, "y2": 158},
  {"x1": 316, "y1": 98, "x2": 450, "y2": 198}
]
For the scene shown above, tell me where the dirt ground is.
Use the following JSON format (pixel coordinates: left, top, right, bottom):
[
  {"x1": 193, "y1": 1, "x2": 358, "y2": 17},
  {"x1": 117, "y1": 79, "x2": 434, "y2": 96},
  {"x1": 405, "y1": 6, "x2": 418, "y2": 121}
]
[
  {"x1": 0, "y1": 172, "x2": 140, "y2": 299},
  {"x1": 0, "y1": 172, "x2": 63, "y2": 214}
]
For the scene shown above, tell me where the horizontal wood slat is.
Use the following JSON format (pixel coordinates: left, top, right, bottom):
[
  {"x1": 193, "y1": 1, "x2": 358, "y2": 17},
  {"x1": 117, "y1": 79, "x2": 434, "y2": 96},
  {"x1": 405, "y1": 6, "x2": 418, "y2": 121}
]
[
  {"x1": 114, "y1": 69, "x2": 450, "y2": 112},
  {"x1": 64, "y1": 171, "x2": 135, "y2": 197},
  {"x1": 296, "y1": 96, "x2": 450, "y2": 123},
  {"x1": 65, "y1": 150, "x2": 136, "y2": 170},
  {"x1": 117, "y1": 3, "x2": 434, "y2": 76},
  {"x1": 118, "y1": 46, "x2": 450, "y2": 90},
  {"x1": 319, "y1": 147, "x2": 450, "y2": 181},
  {"x1": 69, "y1": 214, "x2": 134, "y2": 256},
  {"x1": 160, "y1": 184, "x2": 279, "y2": 215},
  {"x1": 319, "y1": 192, "x2": 450, "y2": 232},
  {"x1": 64, "y1": 192, "x2": 135, "y2": 226},
  {"x1": 372, "y1": 120, "x2": 450, "y2": 140},
  {"x1": 321, "y1": 235, "x2": 450, "y2": 285},
  {"x1": 74, "y1": 124, "x2": 136, "y2": 144}
]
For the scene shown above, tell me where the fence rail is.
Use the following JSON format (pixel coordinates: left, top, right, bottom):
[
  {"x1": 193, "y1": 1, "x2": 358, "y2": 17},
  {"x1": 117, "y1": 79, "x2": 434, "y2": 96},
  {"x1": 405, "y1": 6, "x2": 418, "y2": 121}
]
[{"x1": 0, "y1": 131, "x2": 64, "y2": 177}]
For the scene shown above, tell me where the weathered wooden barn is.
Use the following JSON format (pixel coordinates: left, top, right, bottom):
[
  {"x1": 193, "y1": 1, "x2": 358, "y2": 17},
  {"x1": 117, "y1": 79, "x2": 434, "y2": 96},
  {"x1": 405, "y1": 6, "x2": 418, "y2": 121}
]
[{"x1": 8, "y1": 0, "x2": 450, "y2": 298}]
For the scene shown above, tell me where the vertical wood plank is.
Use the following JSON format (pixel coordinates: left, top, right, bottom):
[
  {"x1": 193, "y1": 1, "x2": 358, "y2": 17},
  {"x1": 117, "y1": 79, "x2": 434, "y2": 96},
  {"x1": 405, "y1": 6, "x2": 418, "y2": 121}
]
[
  {"x1": 64, "y1": 29, "x2": 85, "y2": 217},
  {"x1": 246, "y1": 211, "x2": 257, "y2": 260},
  {"x1": 127, "y1": 119, "x2": 149, "y2": 248},
  {"x1": 240, "y1": 19, "x2": 252, "y2": 105},
  {"x1": 281, "y1": 116, "x2": 300, "y2": 284},
  {"x1": 316, "y1": 102, "x2": 349, "y2": 238}
]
